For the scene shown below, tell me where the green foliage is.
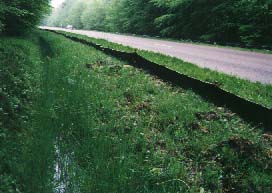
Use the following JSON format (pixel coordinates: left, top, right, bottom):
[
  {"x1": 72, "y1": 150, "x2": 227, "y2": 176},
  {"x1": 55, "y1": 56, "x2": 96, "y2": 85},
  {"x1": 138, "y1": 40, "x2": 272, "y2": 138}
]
[
  {"x1": 0, "y1": 1, "x2": 4, "y2": 32},
  {"x1": 57, "y1": 31, "x2": 272, "y2": 108},
  {"x1": 0, "y1": 175, "x2": 21, "y2": 193},
  {"x1": 0, "y1": 0, "x2": 50, "y2": 35},
  {"x1": 37, "y1": 31, "x2": 271, "y2": 192},
  {"x1": 81, "y1": 0, "x2": 109, "y2": 31},
  {"x1": 0, "y1": 35, "x2": 42, "y2": 193},
  {"x1": 1, "y1": 29, "x2": 272, "y2": 192},
  {"x1": 45, "y1": 0, "x2": 272, "y2": 48},
  {"x1": 31, "y1": 31, "x2": 271, "y2": 192},
  {"x1": 47, "y1": 0, "x2": 162, "y2": 34}
]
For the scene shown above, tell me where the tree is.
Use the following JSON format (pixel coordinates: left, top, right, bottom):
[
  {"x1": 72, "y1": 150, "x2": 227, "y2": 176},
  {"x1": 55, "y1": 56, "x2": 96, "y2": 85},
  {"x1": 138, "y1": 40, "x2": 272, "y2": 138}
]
[
  {"x1": 44, "y1": 0, "x2": 272, "y2": 48},
  {"x1": 81, "y1": 0, "x2": 109, "y2": 31},
  {"x1": 67, "y1": 0, "x2": 86, "y2": 29},
  {"x1": 0, "y1": 0, "x2": 50, "y2": 35}
]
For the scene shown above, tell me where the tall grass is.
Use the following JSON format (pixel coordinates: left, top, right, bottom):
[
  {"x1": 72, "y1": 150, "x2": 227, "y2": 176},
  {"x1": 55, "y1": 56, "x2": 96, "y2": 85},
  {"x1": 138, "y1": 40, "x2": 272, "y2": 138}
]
[
  {"x1": 0, "y1": 35, "x2": 50, "y2": 192},
  {"x1": 55, "y1": 31, "x2": 272, "y2": 108},
  {"x1": 36, "y1": 31, "x2": 271, "y2": 192},
  {"x1": 1, "y1": 31, "x2": 271, "y2": 193}
]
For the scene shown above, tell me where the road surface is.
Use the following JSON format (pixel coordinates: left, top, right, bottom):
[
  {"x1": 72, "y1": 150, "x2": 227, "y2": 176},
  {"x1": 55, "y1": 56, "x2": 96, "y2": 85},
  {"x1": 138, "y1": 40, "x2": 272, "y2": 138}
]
[{"x1": 42, "y1": 27, "x2": 272, "y2": 84}]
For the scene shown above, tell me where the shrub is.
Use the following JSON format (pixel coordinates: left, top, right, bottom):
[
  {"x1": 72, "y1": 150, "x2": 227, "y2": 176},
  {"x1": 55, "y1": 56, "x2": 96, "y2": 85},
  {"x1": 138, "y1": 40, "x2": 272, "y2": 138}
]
[{"x1": 0, "y1": 0, "x2": 50, "y2": 35}]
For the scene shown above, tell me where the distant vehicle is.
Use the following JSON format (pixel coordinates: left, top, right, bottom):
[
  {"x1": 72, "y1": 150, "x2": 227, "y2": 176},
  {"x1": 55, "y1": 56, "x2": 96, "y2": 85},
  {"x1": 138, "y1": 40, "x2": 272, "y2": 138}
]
[{"x1": 66, "y1": 25, "x2": 74, "y2": 30}]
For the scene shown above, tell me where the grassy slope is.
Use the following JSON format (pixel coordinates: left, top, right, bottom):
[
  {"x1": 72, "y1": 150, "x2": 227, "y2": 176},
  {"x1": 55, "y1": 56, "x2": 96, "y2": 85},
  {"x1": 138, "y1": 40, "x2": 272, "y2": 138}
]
[
  {"x1": 1, "y1": 31, "x2": 272, "y2": 192},
  {"x1": 56, "y1": 31, "x2": 272, "y2": 108},
  {"x1": 0, "y1": 35, "x2": 46, "y2": 192},
  {"x1": 40, "y1": 31, "x2": 272, "y2": 192}
]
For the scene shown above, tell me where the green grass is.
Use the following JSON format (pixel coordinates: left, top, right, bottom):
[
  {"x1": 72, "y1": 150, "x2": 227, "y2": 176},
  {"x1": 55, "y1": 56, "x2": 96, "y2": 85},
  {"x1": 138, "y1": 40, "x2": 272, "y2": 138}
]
[
  {"x1": 0, "y1": 35, "x2": 46, "y2": 192},
  {"x1": 1, "y1": 31, "x2": 272, "y2": 193},
  {"x1": 54, "y1": 30, "x2": 272, "y2": 108}
]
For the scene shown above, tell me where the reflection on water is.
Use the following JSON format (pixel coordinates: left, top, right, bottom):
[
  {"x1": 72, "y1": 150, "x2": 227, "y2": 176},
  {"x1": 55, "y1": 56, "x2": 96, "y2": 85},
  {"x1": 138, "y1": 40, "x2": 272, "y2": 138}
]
[{"x1": 54, "y1": 138, "x2": 79, "y2": 193}]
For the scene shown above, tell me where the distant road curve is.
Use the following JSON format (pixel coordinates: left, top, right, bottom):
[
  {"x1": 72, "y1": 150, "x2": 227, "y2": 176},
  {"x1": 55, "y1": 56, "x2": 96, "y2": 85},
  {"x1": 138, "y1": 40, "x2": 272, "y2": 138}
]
[{"x1": 42, "y1": 27, "x2": 272, "y2": 84}]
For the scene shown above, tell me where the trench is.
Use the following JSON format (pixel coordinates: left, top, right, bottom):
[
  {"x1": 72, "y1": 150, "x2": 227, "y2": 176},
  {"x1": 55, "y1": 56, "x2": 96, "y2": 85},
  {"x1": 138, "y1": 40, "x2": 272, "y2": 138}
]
[
  {"x1": 54, "y1": 137, "x2": 79, "y2": 193},
  {"x1": 39, "y1": 35, "x2": 80, "y2": 193},
  {"x1": 32, "y1": 30, "x2": 272, "y2": 193},
  {"x1": 43, "y1": 29, "x2": 272, "y2": 132}
]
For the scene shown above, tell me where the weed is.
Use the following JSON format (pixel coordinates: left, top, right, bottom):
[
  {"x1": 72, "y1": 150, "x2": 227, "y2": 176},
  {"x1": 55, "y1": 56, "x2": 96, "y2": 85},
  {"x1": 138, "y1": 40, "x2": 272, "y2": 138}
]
[
  {"x1": 56, "y1": 31, "x2": 272, "y2": 108},
  {"x1": 1, "y1": 31, "x2": 271, "y2": 193}
]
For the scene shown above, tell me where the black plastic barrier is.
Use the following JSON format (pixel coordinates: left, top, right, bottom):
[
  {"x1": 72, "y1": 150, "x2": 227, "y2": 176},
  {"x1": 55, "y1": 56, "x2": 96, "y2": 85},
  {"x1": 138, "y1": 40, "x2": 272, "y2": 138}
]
[{"x1": 45, "y1": 29, "x2": 272, "y2": 132}]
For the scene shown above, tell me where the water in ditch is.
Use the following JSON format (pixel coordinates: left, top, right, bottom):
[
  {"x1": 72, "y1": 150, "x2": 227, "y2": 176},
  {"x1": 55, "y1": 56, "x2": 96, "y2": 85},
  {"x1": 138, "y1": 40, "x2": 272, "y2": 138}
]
[{"x1": 54, "y1": 137, "x2": 80, "y2": 193}]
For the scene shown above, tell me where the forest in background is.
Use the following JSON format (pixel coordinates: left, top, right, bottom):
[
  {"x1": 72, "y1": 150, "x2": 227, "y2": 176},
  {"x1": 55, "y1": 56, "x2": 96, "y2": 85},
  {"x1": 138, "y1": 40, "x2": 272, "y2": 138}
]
[
  {"x1": 45, "y1": 0, "x2": 272, "y2": 49},
  {"x1": 0, "y1": 0, "x2": 50, "y2": 35}
]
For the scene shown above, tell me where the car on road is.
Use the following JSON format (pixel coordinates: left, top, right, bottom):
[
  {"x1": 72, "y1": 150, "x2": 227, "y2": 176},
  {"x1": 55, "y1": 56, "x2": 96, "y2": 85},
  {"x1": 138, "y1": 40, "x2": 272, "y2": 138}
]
[{"x1": 66, "y1": 25, "x2": 74, "y2": 30}]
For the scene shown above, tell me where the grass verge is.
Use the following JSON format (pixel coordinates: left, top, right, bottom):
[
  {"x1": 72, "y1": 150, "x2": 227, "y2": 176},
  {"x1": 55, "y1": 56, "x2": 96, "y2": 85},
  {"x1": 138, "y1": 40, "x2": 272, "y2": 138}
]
[
  {"x1": 1, "y1": 30, "x2": 272, "y2": 192},
  {"x1": 0, "y1": 35, "x2": 45, "y2": 192},
  {"x1": 54, "y1": 30, "x2": 272, "y2": 108},
  {"x1": 41, "y1": 31, "x2": 272, "y2": 192}
]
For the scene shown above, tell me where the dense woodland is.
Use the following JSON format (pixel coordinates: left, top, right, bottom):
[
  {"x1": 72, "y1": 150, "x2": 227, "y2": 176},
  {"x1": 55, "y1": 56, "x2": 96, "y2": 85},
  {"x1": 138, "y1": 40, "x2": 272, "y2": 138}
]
[
  {"x1": 45, "y1": 0, "x2": 272, "y2": 48},
  {"x1": 0, "y1": 0, "x2": 50, "y2": 35}
]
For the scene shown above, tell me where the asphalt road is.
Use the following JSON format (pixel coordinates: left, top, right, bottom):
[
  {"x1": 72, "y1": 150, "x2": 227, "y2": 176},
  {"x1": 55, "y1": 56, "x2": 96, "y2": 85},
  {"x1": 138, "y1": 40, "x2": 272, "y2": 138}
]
[{"x1": 42, "y1": 27, "x2": 272, "y2": 84}]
